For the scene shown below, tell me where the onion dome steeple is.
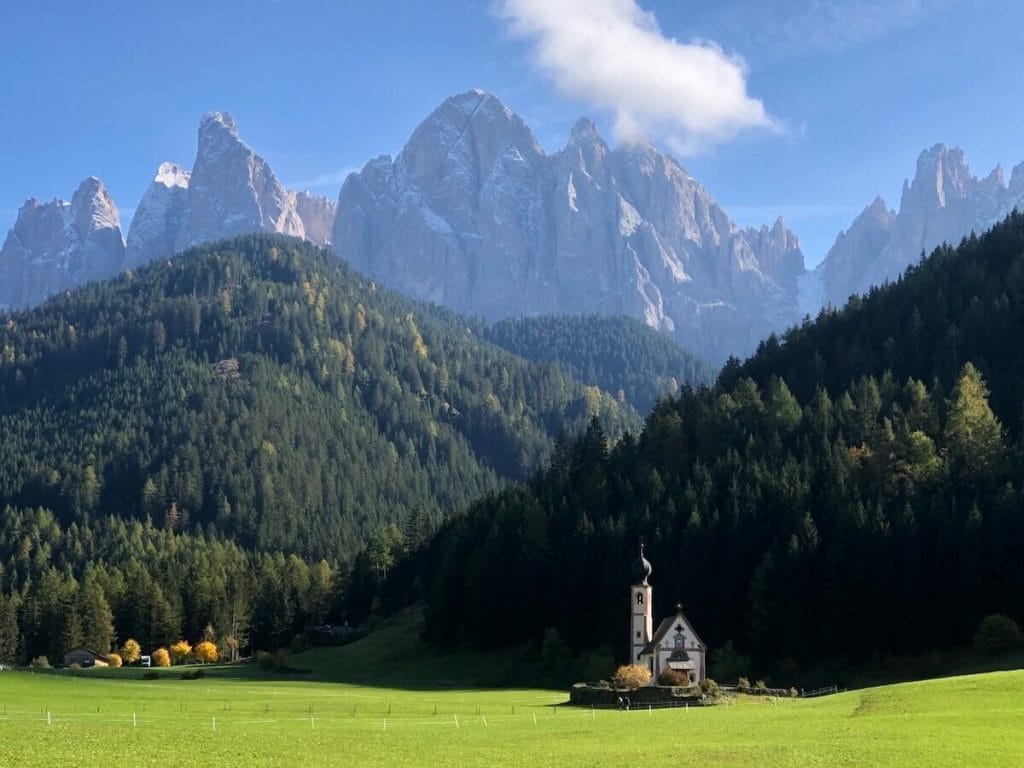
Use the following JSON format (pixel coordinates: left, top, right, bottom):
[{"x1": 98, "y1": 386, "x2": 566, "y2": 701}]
[{"x1": 632, "y1": 543, "x2": 652, "y2": 585}]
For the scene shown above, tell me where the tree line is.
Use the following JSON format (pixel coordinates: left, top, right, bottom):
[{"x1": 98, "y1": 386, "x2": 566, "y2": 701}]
[{"x1": 488, "y1": 314, "x2": 715, "y2": 414}]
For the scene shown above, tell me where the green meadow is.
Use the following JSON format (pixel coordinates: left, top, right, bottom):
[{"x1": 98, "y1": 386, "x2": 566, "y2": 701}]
[{"x1": 2, "y1": 663, "x2": 1022, "y2": 767}]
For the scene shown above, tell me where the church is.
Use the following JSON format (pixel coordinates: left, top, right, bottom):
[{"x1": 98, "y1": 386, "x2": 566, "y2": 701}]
[{"x1": 630, "y1": 545, "x2": 707, "y2": 685}]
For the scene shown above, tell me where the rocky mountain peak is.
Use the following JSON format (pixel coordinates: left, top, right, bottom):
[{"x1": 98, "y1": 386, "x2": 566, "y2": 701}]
[
  {"x1": 1010, "y1": 162, "x2": 1024, "y2": 197},
  {"x1": 334, "y1": 91, "x2": 806, "y2": 362},
  {"x1": 905, "y1": 144, "x2": 973, "y2": 210},
  {"x1": 742, "y1": 216, "x2": 805, "y2": 285},
  {"x1": 816, "y1": 143, "x2": 1024, "y2": 309},
  {"x1": 200, "y1": 111, "x2": 240, "y2": 140},
  {"x1": 867, "y1": 195, "x2": 890, "y2": 215},
  {"x1": 125, "y1": 113, "x2": 335, "y2": 264},
  {"x1": 982, "y1": 164, "x2": 1005, "y2": 190},
  {"x1": 562, "y1": 117, "x2": 609, "y2": 174},
  {"x1": 126, "y1": 163, "x2": 192, "y2": 266},
  {"x1": 0, "y1": 177, "x2": 126, "y2": 308},
  {"x1": 569, "y1": 117, "x2": 600, "y2": 144},
  {"x1": 174, "y1": 111, "x2": 305, "y2": 251},
  {"x1": 400, "y1": 89, "x2": 544, "y2": 182},
  {"x1": 70, "y1": 176, "x2": 122, "y2": 235}
]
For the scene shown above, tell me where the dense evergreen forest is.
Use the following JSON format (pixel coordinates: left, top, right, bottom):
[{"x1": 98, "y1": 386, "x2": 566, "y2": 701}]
[
  {"x1": 0, "y1": 234, "x2": 640, "y2": 663},
  {"x1": 5, "y1": 213, "x2": 1024, "y2": 678},
  {"x1": 0, "y1": 235, "x2": 635, "y2": 561},
  {"x1": 722, "y1": 215, "x2": 1024, "y2": 424},
  {"x1": 416, "y1": 213, "x2": 1024, "y2": 684},
  {"x1": 488, "y1": 314, "x2": 716, "y2": 414},
  {"x1": 0, "y1": 506, "x2": 341, "y2": 665}
]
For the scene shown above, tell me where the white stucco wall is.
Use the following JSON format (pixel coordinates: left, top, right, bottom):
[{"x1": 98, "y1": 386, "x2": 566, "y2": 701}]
[{"x1": 630, "y1": 585, "x2": 653, "y2": 663}]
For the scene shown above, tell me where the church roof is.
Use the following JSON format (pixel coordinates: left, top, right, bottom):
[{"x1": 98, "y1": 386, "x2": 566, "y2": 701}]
[{"x1": 640, "y1": 607, "x2": 706, "y2": 656}]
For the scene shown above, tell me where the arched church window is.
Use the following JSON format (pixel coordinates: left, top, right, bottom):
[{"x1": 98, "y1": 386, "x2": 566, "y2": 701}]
[
  {"x1": 674, "y1": 633, "x2": 683, "y2": 649},
  {"x1": 636, "y1": 593, "x2": 643, "y2": 605}
]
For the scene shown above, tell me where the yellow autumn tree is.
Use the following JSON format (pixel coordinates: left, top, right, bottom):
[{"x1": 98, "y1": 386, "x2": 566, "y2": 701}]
[
  {"x1": 944, "y1": 362, "x2": 1005, "y2": 477},
  {"x1": 170, "y1": 640, "x2": 192, "y2": 665},
  {"x1": 612, "y1": 664, "x2": 651, "y2": 689},
  {"x1": 121, "y1": 638, "x2": 141, "y2": 665},
  {"x1": 194, "y1": 641, "x2": 219, "y2": 664},
  {"x1": 106, "y1": 653, "x2": 123, "y2": 668},
  {"x1": 152, "y1": 647, "x2": 171, "y2": 667}
]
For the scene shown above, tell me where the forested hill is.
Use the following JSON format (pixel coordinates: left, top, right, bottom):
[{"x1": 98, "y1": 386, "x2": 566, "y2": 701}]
[
  {"x1": 723, "y1": 211, "x2": 1024, "y2": 425},
  {"x1": 488, "y1": 314, "x2": 716, "y2": 414},
  {"x1": 0, "y1": 234, "x2": 635, "y2": 562},
  {"x1": 416, "y1": 213, "x2": 1024, "y2": 685}
]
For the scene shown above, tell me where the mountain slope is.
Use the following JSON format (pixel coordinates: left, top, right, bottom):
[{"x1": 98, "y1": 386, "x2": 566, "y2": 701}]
[
  {"x1": 0, "y1": 234, "x2": 635, "y2": 561},
  {"x1": 415, "y1": 213, "x2": 1024, "y2": 679},
  {"x1": 488, "y1": 314, "x2": 716, "y2": 414},
  {"x1": 332, "y1": 90, "x2": 805, "y2": 363}
]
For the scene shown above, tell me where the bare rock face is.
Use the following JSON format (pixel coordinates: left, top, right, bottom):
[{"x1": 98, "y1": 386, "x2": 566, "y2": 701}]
[
  {"x1": 125, "y1": 162, "x2": 191, "y2": 267},
  {"x1": 335, "y1": 91, "x2": 555, "y2": 317},
  {"x1": 174, "y1": 112, "x2": 305, "y2": 251},
  {"x1": 0, "y1": 177, "x2": 126, "y2": 308},
  {"x1": 125, "y1": 113, "x2": 336, "y2": 268},
  {"x1": 294, "y1": 191, "x2": 337, "y2": 247},
  {"x1": 332, "y1": 90, "x2": 804, "y2": 362},
  {"x1": 817, "y1": 145, "x2": 1024, "y2": 307},
  {"x1": 816, "y1": 197, "x2": 896, "y2": 307}
]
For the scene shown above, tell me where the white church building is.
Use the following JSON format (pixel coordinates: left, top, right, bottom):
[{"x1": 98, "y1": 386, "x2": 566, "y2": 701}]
[{"x1": 631, "y1": 545, "x2": 707, "y2": 685}]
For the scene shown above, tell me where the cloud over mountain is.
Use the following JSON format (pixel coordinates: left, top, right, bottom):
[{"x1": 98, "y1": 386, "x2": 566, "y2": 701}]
[{"x1": 495, "y1": 0, "x2": 777, "y2": 154}]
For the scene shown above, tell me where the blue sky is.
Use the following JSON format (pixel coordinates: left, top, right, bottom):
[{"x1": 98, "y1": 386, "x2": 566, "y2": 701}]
[{"x1": 1, "y1": 0, "x2": 1022, "y2": 266}]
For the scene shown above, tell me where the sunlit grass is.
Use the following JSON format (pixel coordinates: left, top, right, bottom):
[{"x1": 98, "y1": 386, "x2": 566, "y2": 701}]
[{"x1": 1, "y1": 666, "x2": 1022, "y2": 767}]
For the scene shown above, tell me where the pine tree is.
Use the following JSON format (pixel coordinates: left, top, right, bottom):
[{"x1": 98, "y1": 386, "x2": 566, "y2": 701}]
[{"x1": 944, "y1": 363, "x2": 1005, "y2": 479}]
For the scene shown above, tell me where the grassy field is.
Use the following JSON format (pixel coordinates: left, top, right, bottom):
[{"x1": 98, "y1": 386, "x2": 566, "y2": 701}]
[
  {"x1": 2, "y1": 614, "x2": 1022, "y2": 767},
  {"x1": 2, "y1": 663, "x2": 1023, "y2": 766}
]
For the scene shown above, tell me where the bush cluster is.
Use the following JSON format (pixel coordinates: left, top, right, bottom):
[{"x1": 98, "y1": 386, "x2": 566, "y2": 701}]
[{"x1": 656, "y1": 668, "x2": 690, "y2": 687}]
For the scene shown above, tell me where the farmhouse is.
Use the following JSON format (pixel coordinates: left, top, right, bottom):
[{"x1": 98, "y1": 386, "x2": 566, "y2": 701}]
[
  {"x1": 630, "y1": 545, "x2": 707, "y2": 684},
  {"x1": 62, "y1": 648, "x2": 109, "y2": 668}
]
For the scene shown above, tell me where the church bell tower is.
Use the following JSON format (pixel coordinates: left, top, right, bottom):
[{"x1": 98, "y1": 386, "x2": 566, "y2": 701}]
[{"x1": 630, "y1": 544, "x2": 653, "y2": 664}]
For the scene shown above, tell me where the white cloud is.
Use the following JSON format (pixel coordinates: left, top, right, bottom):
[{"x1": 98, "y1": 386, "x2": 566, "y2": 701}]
[{"x1": 494, "y1": 0, "x2": 779, "y2": 155}]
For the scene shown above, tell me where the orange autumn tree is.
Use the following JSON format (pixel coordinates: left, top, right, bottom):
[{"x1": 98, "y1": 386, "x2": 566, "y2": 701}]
[
  {"x1": 170, "y1": 640, "x2": 192, "y2": 665},
  {"x1": 152, "y1": 647, "x2": 171, "y2": 667},
  {"x1": 193, "y1": 641, "x2": 219, "y2": 664}
]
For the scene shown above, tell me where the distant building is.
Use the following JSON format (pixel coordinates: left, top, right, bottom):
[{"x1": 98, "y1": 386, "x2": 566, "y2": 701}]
[
  {"x1": 62, "y1": 648, "x2": 109, "y2": 668},
  {"x1": 630, "y1": 545, "x2": 707, "y2": 684}
]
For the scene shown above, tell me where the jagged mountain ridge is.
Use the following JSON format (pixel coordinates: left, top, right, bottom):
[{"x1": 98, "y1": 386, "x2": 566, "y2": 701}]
[
  {"x1": 0, "y1": 113, "x2": 336, "y2": 309},
  {"x1": 130, "y1": 111, "x2": 337, "y2": 260},
  {"x1": 5, "y1": 92, "x2": 1023, "y2": 363},
  {"x1": 332, "y1": 90, "x2": 805, "y2": 363},
  {"x1": 814, "y1": 144, "x2": 1024, "y2": 307},
  {"x1": 0, "y1": 177, "x2": 126, "y2": 308}
]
